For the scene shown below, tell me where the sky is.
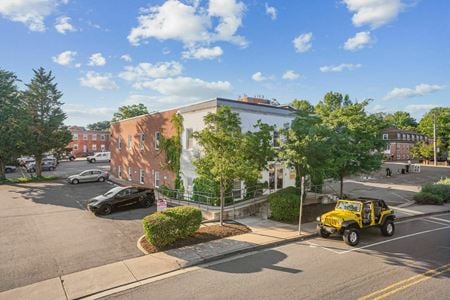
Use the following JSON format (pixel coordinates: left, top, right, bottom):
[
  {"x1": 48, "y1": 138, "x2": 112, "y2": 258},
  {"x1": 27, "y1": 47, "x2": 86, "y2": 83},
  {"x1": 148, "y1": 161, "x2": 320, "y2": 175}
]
[{"x1": 0, "y1": 0, "x2": 449, "y2": 126}]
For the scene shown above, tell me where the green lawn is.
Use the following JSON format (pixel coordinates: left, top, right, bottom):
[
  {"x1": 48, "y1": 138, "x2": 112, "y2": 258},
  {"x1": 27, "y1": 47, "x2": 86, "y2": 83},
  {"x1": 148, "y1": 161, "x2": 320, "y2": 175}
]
[{"x1": 0, "y1": 175, "x2": 59, "y2": 184}]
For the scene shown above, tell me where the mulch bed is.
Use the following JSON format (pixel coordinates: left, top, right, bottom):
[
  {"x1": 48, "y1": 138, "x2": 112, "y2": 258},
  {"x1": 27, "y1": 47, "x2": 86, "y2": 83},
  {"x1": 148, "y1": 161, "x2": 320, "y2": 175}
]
[{"x1": 140, "y1": 223, "x2": 252, "y2": 254}]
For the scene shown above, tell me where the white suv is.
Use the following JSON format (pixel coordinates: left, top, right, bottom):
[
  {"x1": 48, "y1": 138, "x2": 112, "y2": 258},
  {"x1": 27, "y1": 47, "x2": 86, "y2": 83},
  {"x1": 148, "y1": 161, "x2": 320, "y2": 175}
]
[{"x1": 87, "y1": 152, "x2": 111, "y2": 163}]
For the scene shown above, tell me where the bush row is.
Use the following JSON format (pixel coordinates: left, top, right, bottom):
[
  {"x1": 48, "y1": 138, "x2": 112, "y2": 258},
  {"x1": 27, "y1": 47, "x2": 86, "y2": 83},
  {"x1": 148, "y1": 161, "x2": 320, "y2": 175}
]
[
  {"x1": 415, "y1": 179, "x2": 450, "y2": 205},
  {"x1": 268, "y1": 187, "x2": 300, "y2": 223},
  {"x1": 143, "y1": 206, "x2": 202, "y2": 248}
]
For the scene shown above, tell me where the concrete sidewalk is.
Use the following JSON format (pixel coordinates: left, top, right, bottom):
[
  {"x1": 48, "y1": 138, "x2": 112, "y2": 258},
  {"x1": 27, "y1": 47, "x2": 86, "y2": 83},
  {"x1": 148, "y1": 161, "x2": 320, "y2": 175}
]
[{"x1": 2, "y1": 206, "x2": 449, "y2": 300}]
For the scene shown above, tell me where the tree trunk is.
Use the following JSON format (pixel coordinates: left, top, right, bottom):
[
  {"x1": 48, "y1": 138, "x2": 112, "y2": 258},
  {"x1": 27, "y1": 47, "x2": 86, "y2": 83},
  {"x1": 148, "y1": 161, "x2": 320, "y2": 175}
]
[
  {"x1": 35, "y1": 156, "x2": 42, "y2": 177},
  {"x1": 219, "y1": 181, "x2": 224, "y2": 226},
  {"x1": 0, "y1": 160, "x2": 5, "y2": 180},
  {"x1": 339, "y1": 174, "x2": 344, "y2": 199}
]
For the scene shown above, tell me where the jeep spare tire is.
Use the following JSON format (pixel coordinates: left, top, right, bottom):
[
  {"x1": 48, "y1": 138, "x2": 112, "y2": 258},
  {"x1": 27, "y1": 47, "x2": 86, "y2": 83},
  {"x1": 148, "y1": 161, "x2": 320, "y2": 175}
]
[{"x1": 343, "y1": 228, "x2": 360, "y2": 246}]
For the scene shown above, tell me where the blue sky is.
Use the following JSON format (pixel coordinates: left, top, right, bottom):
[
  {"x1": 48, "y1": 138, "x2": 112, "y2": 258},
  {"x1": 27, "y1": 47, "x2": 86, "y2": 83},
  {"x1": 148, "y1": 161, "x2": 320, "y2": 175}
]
[{"x1": 0, "y1": 0, "x2": 448, "y2": 125}]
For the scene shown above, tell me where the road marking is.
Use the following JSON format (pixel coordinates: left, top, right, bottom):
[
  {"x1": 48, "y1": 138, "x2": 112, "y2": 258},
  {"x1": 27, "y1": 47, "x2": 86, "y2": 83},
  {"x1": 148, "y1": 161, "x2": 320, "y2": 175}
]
[
  {"x1": 358, "y1": 264, "x2": 450, "y2": 300},
  {"x1": 427, "y1": 216, "x2": 450, "y2": 223},
  {"x1": 338, "y1": 225, "x2": 450, "y2": 254},
  {"x1": 305, "y1": 241, "x2": 343, "y2": 254},
  {"x1": 421, "y1": 218, "x2": 450, "y2": 226}
]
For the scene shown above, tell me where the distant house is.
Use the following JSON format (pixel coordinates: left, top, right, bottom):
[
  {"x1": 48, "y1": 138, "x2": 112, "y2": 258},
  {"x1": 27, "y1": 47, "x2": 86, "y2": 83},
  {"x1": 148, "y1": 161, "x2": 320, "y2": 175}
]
[
  {"x1": 68, "y1": 126, "x2": 110, "y2": 157},
  {"x1": 382, "y1": 128, "x2": 430, "y2": 161}
]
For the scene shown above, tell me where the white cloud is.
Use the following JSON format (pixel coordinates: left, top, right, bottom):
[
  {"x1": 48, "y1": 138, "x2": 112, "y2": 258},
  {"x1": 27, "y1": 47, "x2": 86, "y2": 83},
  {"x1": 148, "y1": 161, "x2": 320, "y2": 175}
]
[
  {"x1": 343, "y1": 0, "x2": 405, "y2": 29},
  {"x1": 282, "y1": 70, "x2": 300, "y2": 80},
  {"x1": 128, "y1": 0, "x2": 247, "y2": 48},
  {"x1": 405, "y1": 104, "x2": 439, "y2": 113},
  {"x1": 52, "y1": 50, "x2": 77, "y2": 66},
  {"x1": 320, "y1": 63, "x2": 362, "y2": 73},
  {"x1": 133, "y1": 76, "x2": 232, "y2": 98},
  {"x1": 122, "y1": 94, "x2": 157, "y2": 106},
  {"x1": 0, "y1": 0, "x2": 68, "y2": 32},
  {"x1": 182, "y1": 46, "x2": 223, "y2": 60},
  {"x1": 119, "y1": 61, "x2": 183, "y2": 81},
  {"x1": 251, "y1": 72, "x2": 270, "y2": 82},
  {"x1": 293, "y1": 32, "x2": 312, "y2": 53},
  {"x1": 80, "y1": 71, "x2": 118, "y2": 91},
  {"x1": 120, "y1": 54, "x2": 132, "y2": 62},
  {"x1": 55, "y1": 16, "x2": 76, "y2": 34},
  {"x1": 344, "y1": 31, "x2": 373, "y2": 51},
  {"x1": 384, "y1": 84, "x2": 445, "y2": 100},
  {"x1": 265, "y1": 3, "x2": 277, "y2": 20},
  {"x1": 88, "y1": 53, "x2": 107, "y2": 66},
  {"x1": 64, "y1": 104, "x2": 116, "y2": 126}
]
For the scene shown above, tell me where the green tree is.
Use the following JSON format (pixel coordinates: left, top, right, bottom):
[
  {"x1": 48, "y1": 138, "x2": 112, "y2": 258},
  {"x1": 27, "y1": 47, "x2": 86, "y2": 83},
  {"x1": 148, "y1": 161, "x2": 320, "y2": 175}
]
[
  {"x1": 384, "y1": 111, "x2": 417, "y2": 130},
  {"x1": 291, "y1": 99, "x2": 314, "y2": 114},
  {"x1": 22, "y1": 68, "x2": 72, "y2": 176},
  {"x1": 193, "y1": 107, "x2": 273, "y2": 225},
  {"x1": 410, "y1": 141, "x2": 433, "y2": 160},
  {"x1": 111, "y1": 104, "x2": 148, "y2": 122},
  {"x1": 87, "y1": 120, "x2": 111, "y2": 131},
  {"x1": 0, "y1": 69, "x2": 23, "y2": 180},
  {"x1": 417, "y1": 107, "x2": 450, "y2": 156},
  {"x1": 278, "y1": 114, "x2": 332, "y2": 190},
  {"x1": 315, "y1": 92, "x2": 387, "y2": 197}
]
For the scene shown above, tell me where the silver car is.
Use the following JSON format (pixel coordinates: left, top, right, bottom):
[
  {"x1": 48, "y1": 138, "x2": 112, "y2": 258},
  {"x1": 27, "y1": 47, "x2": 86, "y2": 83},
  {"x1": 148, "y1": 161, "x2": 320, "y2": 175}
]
[{"x1": 67, "y1": 169, "x2": 109, "y2": 184}]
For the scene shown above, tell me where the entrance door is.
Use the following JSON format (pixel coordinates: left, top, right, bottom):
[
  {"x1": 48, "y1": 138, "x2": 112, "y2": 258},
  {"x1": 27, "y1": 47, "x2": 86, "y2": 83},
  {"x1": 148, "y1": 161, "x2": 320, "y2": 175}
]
[
  {"x1": 268, "y1": 164, "x2": 275, "y2": 190},
  {"x1": 83, "y1": 145, "x2": 87, "y2": 153},
  {"x1": 276, "y1": 167, "x2": 283, "y2": 189}
]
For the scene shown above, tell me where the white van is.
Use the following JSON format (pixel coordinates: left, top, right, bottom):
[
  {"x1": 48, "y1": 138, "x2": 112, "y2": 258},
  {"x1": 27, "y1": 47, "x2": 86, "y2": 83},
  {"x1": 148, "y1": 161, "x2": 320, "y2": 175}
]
[{"x1": 87, "y1": 152, "x2": 111, "y2": 163}]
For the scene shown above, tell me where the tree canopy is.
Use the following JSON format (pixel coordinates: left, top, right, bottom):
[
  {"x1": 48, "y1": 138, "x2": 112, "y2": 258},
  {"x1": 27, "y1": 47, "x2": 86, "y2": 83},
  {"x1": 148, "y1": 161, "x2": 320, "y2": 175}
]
[
  {"x1": 87, "y1": 120, "x2": 111, "y2": 131},
  {"x1": 417, "y1": 107, "x2": 450, "y2": 155},
  {"x1": 384, "y1": 111, "x2": 417, "y2": 130},
  {"x1": 291, "y1": 99, "x2": 314, "y2": 114},
  {"x1": 111, "y1": 104, "x2": 148, "y2": 122}
]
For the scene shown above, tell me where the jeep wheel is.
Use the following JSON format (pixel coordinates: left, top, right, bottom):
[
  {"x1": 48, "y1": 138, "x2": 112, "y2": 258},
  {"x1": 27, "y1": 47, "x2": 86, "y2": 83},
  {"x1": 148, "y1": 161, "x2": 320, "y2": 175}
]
[
  {"x1": 343, "y1": 228, "x2": 360, "y2": 246},
  {"x1": 381, "y1": 220, "x2": 395, "y2": 236},
  {"x1": 319, "y1": 228, "x2": 330, "y2": 238}
]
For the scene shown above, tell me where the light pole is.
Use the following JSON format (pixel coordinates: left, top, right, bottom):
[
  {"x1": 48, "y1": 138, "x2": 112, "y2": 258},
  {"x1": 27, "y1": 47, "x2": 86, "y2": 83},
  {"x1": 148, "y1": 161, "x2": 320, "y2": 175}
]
[
  {"x1": 433, "y1": 112, "x2": 437, "y2": 166},
  {"x1": 298, "y1": 176, "x2": 305, "y2": 235}
]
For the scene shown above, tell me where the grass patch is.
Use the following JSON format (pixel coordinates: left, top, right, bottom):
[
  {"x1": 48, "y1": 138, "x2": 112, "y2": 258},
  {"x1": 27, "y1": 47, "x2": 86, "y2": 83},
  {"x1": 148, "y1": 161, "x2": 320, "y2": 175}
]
[{"x1": 0, "y1": 175, "x2": 58, "y2": 184}]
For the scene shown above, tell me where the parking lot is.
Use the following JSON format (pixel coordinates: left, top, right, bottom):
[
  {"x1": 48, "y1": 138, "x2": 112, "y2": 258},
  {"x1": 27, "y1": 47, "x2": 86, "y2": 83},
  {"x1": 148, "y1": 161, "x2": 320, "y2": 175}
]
[{"x1": 0, "y1": 163, "x2": 155, "y2": 292}]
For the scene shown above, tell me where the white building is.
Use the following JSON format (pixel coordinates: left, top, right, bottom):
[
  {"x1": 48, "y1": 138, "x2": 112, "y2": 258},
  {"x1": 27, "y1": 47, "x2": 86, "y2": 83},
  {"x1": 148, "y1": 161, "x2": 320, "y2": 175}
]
[{"x1": 179, "y1": 97, "x2": 298, "y2": 195}]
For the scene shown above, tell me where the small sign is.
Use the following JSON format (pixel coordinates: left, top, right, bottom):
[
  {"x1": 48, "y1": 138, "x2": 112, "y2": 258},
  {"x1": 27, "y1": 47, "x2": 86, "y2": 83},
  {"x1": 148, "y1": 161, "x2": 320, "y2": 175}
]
[{"x1": 157, "y1": 200, "x2": 167, "y2": 212}]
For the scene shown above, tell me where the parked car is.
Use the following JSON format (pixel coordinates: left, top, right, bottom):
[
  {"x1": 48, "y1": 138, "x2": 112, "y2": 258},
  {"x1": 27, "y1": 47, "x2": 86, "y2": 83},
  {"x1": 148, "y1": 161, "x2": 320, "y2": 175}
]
[
  {"x1": 26, "y1": 159, "x2": 57, "y2": 173},
  {"x1": 87, "y1": 152, "x2": 111, "y2": 163},
  {"x1": 87, "y1": 186, "x2": 155, "y2": 215},
  {"x1": 17, "y1": 156, "x2": 34, "y2": 166},
  {"x1": 67, "y1": 169, "x2": 109, "y2": 184},
  {"x1": 5, "y1": 165, "x2": 17, "y2": 173}
]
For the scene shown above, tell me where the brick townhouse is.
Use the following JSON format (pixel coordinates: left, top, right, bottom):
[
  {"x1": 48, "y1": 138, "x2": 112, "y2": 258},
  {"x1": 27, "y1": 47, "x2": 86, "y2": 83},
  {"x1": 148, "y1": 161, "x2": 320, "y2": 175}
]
[
  {"x1": 110, "y1": 109, "x2": 178, "y2": 189},
  {"x1": 382, "y1": 127, "x2": 430, "y2": 161},
  {"x1": 68, "y1": 126, "x2": 110, "y2": 157}
]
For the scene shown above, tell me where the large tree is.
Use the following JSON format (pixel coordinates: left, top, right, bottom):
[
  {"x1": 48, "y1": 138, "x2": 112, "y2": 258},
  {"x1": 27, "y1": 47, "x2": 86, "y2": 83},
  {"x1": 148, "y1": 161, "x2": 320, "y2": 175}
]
[
  {"x1": 384, "y1": 111, "x2": 417, "y2": 130},
  {"x1": 417, "y1": 107, "x2": 450, "y2": 156},
  {"x1": 87, "y1": 120, "x2": 111, "y2": 131},
  {"x1": 291, "y1": 99, "x2": 314, "y2": 114},
  {"x1": 0, "y1": 69, "x2": 23, "y2": 180},
  {"x1": 111, "y1": 104, "x2": 148, "y2": 122},
  {"x1": 22, "y1": 68, "x2": 72, "y2": 176},
  {"x1": 315, "y1": 92, "x2": 387, "y2": 197},
  {"x1": 193, "y1": 107, "x2": 273, "y2": 225}
]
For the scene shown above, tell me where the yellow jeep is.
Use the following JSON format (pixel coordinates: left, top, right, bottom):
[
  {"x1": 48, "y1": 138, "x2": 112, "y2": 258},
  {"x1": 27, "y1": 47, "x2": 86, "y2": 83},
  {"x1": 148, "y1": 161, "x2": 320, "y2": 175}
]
[{"x1": 316, "y1": 198, "x2": 396, "y2": 246}]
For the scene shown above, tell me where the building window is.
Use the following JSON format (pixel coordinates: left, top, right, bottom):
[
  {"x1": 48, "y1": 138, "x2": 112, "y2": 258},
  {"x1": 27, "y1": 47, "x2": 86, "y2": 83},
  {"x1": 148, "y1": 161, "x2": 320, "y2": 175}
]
[
  {"x1": 92, "y1": 134, "x2": 97, "y2": 141},
  {"x1": 118, "y1": 136, "x2": 122, "y2": 149},
  {"x1": 382, "y1": 133, "x2": 388, "y2": 140},
  {"x1": 186, "y1": 128, "x2": 194, "y2": 149},
  {"x1": 273, "y1": 130, "x2": 280, "y2": 147},
  {"x1": 140, "y1": 169, "x2": 144, "y2": 184},
  {"x1": 155, "y1": 131, "x2": 161, "y2": 150},
  {"x1": 397, "y1": 133, "x2": 401, "y2": 139},
  {"x1": 101, "y1": 144, "x2": 105, "y2": 151},
  {"x1": 385, "y1": 144, "x2": 390, "y2": 151},
  {"x1": 128, "y1": 135, "x2": 132, "y2": 149},
  {"x1": 100, "y1": 134, "x2": 105, "y2": 141},
  {"x1": 83, "y1": 134, "x2": 88, "y2": 141},
  {"x1": 128, "y1": 167, "x2": 132, "y2": 181},
  {"x1": 411, "y1": 135, "x2": 415, "y2": 141},
  {"x1": 92, "y1": 144, "x2": 97, "y2": 151},
  {"x1": 73, "y1": 134, "x2": 78, "y2": 140},
  {"x1": 139, "y1": 133, "x2": 145, "y2": 150},
  {"x1": 407, "y1": 134, "x2": 410, "y2": 141},
  {"x1": 73, "y1": 144, "x2": 78, "y2": 150},
  {"x1": 154, "y1": 171, "x2": 160, "y2": 187},
  {"x1": 118, "y1": 166, "x2": 122, "y2": 178}
]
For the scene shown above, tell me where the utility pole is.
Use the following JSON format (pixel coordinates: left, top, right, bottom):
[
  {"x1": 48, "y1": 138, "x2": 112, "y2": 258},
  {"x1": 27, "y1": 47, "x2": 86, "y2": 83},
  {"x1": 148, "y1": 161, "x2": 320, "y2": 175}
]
[
  {"x1": 433, "y1": 112, "x2": 437, "y2": 166},
  {"x1": 298, "y1": 176, "x2": 305, "y2": 235}
]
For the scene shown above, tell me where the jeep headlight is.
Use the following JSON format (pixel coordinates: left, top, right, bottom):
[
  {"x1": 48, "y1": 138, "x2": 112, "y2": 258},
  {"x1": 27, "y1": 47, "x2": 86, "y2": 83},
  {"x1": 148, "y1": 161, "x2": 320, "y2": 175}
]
[{"x1": 316, "y1": 216, "x2": 321, "y2": 222}]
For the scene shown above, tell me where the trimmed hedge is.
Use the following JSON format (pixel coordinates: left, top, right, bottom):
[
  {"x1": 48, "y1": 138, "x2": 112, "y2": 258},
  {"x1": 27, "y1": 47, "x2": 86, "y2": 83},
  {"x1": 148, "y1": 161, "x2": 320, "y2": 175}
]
[
  {"x1": 143, "y1": 206, "x2": 202, "y2": 248},
  {"x1": 413, "y1": 192, "x2": 444, "y2": 205},
  {"x1": 418, "y1": 179, "x2": 450, "y2": 204},
  {"x1": 269, "y1": 187, "x2": 300, "y2": 223}
]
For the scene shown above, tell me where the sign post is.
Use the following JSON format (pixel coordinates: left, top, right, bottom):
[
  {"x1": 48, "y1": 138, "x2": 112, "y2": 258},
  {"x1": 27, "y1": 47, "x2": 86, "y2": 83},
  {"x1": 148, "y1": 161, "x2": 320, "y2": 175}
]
[
  {"x1": 298, "y1": 176, "x2": 305, "y2": 235},
  {"x1": 157, "y1": 200, "x2": 167, "y2": 212}
]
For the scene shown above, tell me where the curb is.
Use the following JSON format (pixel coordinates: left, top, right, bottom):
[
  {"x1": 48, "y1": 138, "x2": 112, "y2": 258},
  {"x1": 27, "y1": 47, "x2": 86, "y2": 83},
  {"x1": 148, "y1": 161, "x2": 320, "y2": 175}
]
[{"x1": 136, "y1": 235, "x2": 149, "y2": 255}]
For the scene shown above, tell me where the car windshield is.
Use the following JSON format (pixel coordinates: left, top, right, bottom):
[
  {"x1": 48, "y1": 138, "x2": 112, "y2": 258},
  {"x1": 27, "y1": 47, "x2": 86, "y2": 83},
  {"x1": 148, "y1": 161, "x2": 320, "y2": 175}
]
[
  {"x1": 336, "y1": 201, "x2": 361, "y2": 212},
  {"x1": 103, "y1": 187, "x2": 124, "y2": 197}
]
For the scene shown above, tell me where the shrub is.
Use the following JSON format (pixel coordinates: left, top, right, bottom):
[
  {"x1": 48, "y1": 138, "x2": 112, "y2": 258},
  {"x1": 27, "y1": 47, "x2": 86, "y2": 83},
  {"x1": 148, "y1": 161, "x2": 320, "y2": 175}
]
[
  {"x1": 413, "y1": 192, "x2": 444, "y2": 205},
  {"x1": 269, "y1": 187, "x2": 301, "y2": 222},
  {"x1": 421, "y1": 182, "x2": 450, "y2": 203},
  {"x1": 142, "y1": 206, "x2": 202, "y2": 248}
]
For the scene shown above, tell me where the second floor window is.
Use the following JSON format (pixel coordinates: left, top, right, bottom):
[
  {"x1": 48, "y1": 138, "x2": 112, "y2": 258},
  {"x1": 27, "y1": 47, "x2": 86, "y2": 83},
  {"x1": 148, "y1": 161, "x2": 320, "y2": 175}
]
[
  {"x1": 382, "y1": 133, "x2": 388, "y2": 140},
  {"x1": 73, "y1": 134, "x2": 78, "y2": 140},
  {"x1": 118, "y1": 137, "x2": 122, "y2": 149},
  {"x1": 139, "y1": 133, "x2": 145, "y2": 150},
  {"x1": 128, "y1": 135, "x2": 132, "y2": 149},
  {"x1": 83, "y1": 134, "x2": 88, "y2": 140},
  {"x1": 155, "y1": 131, "x2": 160, "y2": 150},
  {"x1": 101, "y1": 134, "x2": 105, "y2": 141},
  {"x1": 186, "y1": 128, "x2": 194, "y2": 149},
  {"x1": 92, "y1": 134, "x2": 97, "y2": 141},
  {"x1": 273, "y1": 130, "x2": 280, "y2": 147}
]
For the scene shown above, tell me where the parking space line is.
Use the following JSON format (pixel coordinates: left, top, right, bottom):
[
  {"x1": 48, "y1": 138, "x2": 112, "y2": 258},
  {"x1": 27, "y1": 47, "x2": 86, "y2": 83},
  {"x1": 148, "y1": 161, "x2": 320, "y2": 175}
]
[
  {"x1": 338, "y1": 225, "x2": 450, "y2": 255},
  {"x1": 305, "y1": 241, "x2": 343, "y2": 254},
  {"x1": 421, "y1": 218, "x2": 450, "y2": 226},
  {"x1": 427, "y1": 216, "x2": 450, "y2": 224}
]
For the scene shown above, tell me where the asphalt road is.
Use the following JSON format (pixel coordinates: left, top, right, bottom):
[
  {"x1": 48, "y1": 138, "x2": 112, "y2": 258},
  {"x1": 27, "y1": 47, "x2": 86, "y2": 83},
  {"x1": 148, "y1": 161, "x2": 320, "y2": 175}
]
[
  {"x1": 0, "y1": 176, "x2": 154, "y2": 292},
  {"x1": 104, "y1": 214, "x2": 450, "y2": 300}
]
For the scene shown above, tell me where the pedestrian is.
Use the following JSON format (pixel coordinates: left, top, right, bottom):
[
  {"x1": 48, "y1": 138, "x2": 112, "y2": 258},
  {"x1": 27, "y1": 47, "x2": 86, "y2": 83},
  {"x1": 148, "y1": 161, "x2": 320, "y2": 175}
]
[
  {"x1": 406, "y1": 159, "x2": 411, "y2": 173},
  {"x1": 385, "y1": 167, "x2": 391, "y2": 177}
]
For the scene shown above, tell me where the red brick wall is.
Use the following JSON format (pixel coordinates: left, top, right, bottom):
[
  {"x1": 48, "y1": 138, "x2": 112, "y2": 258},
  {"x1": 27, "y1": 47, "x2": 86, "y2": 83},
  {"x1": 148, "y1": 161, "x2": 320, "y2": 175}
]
[
  {"x1": 110, "y1": 110, "x2": 177, "y2": 189},
  {"x1": 68, "y1": 128, "x2": 110, "y2": 157}
]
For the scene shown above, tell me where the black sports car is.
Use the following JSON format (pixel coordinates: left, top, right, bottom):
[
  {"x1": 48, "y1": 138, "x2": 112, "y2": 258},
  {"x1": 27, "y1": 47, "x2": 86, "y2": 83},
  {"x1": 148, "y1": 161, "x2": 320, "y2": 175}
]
[{"x1": 87, "y1": 186, "x2": 155, "y2": 215}]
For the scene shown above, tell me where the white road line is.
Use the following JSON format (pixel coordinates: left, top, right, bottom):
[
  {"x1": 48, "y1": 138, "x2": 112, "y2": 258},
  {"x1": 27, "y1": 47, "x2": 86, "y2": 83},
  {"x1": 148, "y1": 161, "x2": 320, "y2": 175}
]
[
  {"x1": 421, "y1": 219, "x2": 450, "y2": 226},
  {"x1": 427, "y1": 216, "x2": 450, "y2": 224},
  {"x1": 337, "y1": 225, "x2": 450, "y2": 254},
  {"x1": 305, "y1": 240, "x2": 347, "y2": 254}
]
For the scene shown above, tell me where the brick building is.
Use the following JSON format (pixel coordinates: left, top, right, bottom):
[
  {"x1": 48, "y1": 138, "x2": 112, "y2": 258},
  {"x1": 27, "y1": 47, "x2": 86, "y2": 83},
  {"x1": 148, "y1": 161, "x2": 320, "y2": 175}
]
[
  {"x1": 110, "y1": 110, "x2": 178, "y2": 189},
  {"x1": 68, "y1": 126, "x2": 110, "y2": 157},
  {"x1": 382, "y1": 128, "x2": 430, "y2": 161}
]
